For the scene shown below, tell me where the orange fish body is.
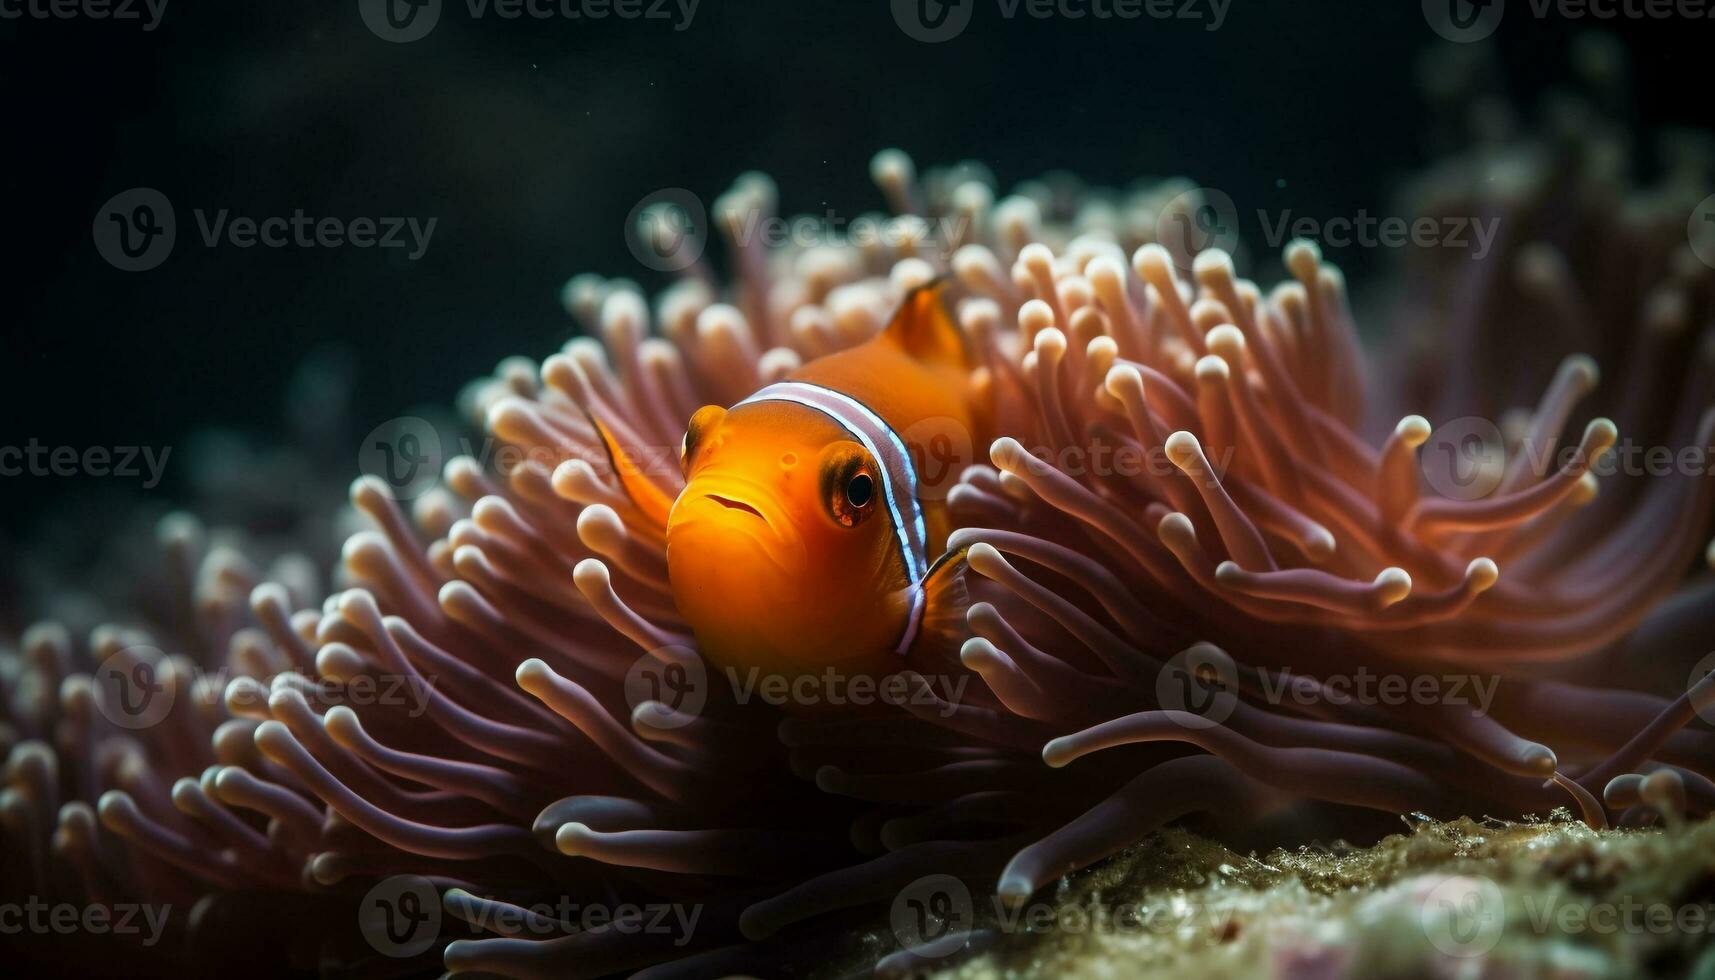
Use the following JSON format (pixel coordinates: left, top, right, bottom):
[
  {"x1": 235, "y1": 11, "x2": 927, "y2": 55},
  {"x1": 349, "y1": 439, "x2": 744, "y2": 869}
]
[{"x1": 619, "y1": 283, "x2": 983, "y2": 683}]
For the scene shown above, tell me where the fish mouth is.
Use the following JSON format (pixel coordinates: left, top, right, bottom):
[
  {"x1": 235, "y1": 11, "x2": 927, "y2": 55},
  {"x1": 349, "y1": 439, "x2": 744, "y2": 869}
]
[
  {"x1": 705, "y1": 493, "x2": 767, "y2": 523},
  {"x1": 669, "y1": 481, "x2": 806, "y2": 576}
]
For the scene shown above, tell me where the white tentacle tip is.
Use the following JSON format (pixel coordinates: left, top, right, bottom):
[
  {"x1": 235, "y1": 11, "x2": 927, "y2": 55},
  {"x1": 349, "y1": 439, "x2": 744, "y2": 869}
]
[
  {"x1": 576, "y1": 504, "x2": 627, "y2": 549},
  {"x1": 1158, "y1": 511, "x2": 1195, "y2": 540},
  {"x1": 958, "y1": 637, "x2": 999, "y2": 669},
  {"x1": 554, "y1": 821, "x2": 594, "y2": 857},
  {"x1": 1163, "y1": 430, "x2": 1201, "y2": 467},
  {"x1": 1564, "y1": 353, "x2": 1600, "y2": 391},
  {"x1": 1466, "y1": 558, "x2": 1499, "y2": 592},
  {"x1": 349, "y1": 475, "x2": 393, "y2": 508},
  {"x1": 1104, "y1": 363, "x2": 1144, "y2": 399},
  {"x1": 572, "y1": 558, "x2": 612, "y2": 594},
  {"x1": 965, "y1": 542, "x2": 1006, "y2": 577},
  {"x1": 1304, "y1": 527, "x2": 1336, "y2": 563},
  {"x1": 321, "y1": 705, "x2": 362, "y2": 745},
  {"x1": 1584, "y1": 417, "x2": 1619, "y2": 453},
  {"x1": 1205, "y1": 324, "x2": 1245, "y2": 358},
  {"x1": 1374, "y1": 568, "x2": 1412, "y2": 607},
  {"x1": 1018, "y1": 242, "x2": 1056, "y2": 271},
  {"x1": 1397, "y1": 415, "x2": 1432, "y2": 448},
  {"x1": 988, "y1": 437, "x2": 1028, "y2": 471},
  {"x1": 1191, "y1": 248, "x2": 1236, "y2": 281},
  {"x1": 1041, "y1": 737, "x2": 1076, "y2": 769},
  {"x1": 1284, "y1": 238, "x2": 1322, "y2": 279},
  {"x1": 515, "y1": 658, "x2": 552, "y2": 690},
  {"x1": 869, "y1": 148, "x2": 913, "y2": 184},
  {"x1": 1034, "y1": 326, "x2": 1068, "y2": 358}
]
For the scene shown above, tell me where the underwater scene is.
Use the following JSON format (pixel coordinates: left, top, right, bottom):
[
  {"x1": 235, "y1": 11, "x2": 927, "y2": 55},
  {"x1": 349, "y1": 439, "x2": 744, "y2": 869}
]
[{"x1": 4, "y1": 1, "x2": 1715, "y2": 977}]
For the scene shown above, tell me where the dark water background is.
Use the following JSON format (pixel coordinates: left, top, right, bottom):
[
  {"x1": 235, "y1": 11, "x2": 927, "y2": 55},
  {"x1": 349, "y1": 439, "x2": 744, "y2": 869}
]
[{"x1": 1, "y1": 1, "x2": 1710, "y2": 544}]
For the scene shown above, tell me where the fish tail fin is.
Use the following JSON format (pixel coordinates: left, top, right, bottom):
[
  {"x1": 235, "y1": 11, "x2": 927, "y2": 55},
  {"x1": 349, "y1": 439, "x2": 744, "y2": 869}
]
[
  {"x1": 883, "y1": 278, "x2": 972, "y2": 371},
  {"x1": 905, "y1": 547, "x2": 971, "y2": 666},
  {"x1": 586, "y1": 410, "x2": 676, "y2": 530}
]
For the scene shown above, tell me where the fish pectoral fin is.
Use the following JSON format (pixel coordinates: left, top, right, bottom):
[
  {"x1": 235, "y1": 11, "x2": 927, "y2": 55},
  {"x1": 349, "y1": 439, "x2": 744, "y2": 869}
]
[
  {"x1": 903, "y1": 547, "x2": 971, "y2": 666},
  {"x1": 586, "y1": 411, "x2": 677, "y2": 530},
  {"x1": 882, "y1": 278, "x2": 972, "y2": 371}
]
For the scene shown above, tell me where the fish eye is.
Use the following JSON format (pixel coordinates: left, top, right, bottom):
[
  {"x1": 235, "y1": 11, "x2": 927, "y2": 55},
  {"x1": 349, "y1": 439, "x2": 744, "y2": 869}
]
[
  {"x1": 821, "y1": 445, "x2": 878, "y2": 529},
  {"x1": 846, "y1": 473, "x2": 874, "y2": 508}
]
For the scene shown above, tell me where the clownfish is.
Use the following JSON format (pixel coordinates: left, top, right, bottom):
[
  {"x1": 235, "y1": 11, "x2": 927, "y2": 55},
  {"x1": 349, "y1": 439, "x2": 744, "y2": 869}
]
[{"x1": 594, "y1": 282, "x2": 983, "y2": 681}]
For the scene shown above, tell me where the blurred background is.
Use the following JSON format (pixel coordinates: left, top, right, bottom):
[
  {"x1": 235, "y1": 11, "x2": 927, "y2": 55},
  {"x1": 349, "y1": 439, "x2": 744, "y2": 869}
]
[{"x1": 0, "y1": 1, "x2": 1707, "y2": 547}]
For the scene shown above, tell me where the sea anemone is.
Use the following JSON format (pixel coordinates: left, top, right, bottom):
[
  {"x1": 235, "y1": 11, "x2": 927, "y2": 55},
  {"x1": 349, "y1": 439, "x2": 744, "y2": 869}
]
[{"x1": 4, "y1": 49, "x2": 1715, "y2": 979}]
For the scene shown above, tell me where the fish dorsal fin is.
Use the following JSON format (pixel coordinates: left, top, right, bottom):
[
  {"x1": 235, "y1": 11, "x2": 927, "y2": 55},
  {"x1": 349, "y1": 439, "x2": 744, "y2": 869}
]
[
  {"x1": 586, "y1": 411, "x2": 675, "y2": 529},
  {"x1": 882, "y1": 279, "x2": 970, "y2": 370}
]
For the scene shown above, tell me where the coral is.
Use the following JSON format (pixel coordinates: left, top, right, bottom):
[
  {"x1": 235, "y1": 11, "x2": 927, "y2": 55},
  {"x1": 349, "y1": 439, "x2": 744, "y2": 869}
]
[{"x1": 927, "y1": 816, "x2": 1715, "y2": 979}]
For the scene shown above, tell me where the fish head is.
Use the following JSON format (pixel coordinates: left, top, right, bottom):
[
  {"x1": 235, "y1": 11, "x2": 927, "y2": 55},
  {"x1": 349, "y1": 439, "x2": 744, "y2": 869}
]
[{"x1": 666, "y1": 400, "x2": 906, "y2": 678}]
